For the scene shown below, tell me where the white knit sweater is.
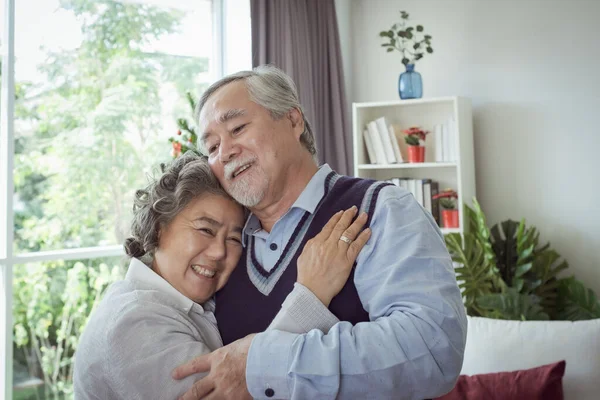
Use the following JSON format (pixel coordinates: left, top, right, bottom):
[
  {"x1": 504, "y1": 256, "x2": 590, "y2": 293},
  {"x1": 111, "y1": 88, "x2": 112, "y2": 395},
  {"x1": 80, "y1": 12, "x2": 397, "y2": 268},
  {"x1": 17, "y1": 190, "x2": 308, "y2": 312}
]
[{"x1": 73, "y1": 258, "x2": 339, "y2": 399}]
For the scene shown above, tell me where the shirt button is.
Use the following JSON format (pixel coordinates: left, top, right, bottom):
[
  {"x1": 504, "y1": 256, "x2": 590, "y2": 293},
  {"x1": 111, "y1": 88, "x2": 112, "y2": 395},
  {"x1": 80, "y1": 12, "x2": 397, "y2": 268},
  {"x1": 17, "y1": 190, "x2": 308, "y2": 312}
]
[
  {"x1": 265, "y1": 388, "x2": 275, "y2": 397},
  {"x1": 269, "y1": 243, "x2": 278, "y2": 251}
]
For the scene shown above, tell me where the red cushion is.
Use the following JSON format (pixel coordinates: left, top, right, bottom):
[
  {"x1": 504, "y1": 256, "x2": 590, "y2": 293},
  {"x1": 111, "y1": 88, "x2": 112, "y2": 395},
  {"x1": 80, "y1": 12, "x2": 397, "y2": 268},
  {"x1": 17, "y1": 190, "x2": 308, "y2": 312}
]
[{"x1": 436, "y1": 360, "x2": 566, "y2": 400}]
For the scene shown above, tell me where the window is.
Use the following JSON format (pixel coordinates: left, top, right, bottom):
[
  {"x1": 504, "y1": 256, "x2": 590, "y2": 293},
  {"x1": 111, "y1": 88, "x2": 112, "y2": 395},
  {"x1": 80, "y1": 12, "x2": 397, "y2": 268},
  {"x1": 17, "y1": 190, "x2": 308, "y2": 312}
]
[
  {"x1": 13, "y1": 257, "x2": 127, "y2": 400},
  {"x1": 1, "y1": 0, "x2": 251, "y2": 398},
  {"x1": 14, "y1": 0, "x2": 216, "y2": 253}
]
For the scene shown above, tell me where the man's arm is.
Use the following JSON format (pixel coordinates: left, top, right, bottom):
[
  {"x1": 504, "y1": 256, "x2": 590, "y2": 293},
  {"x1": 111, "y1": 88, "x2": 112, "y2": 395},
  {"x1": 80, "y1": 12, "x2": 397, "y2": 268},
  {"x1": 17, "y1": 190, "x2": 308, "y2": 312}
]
[
  {"x1": 246, "y1": 187, "x2": 468, "y2": 400},
  {"x1": 171, "y1": 285, "x2": 342, "y2": 400}
]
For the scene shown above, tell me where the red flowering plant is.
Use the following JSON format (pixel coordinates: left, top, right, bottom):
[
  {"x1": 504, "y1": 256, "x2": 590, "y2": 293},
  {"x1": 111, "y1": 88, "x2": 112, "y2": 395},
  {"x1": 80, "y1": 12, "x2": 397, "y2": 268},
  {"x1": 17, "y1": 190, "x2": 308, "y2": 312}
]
[
  {"x1": 432, "y1": 189, "x2": 458, "y2": 210},
  {"x1": 401, "y1": 126, "x2": 429, "y2": 146},
  {"x1": 168, "y1": 92, "x2": 201, "y2": 158}
]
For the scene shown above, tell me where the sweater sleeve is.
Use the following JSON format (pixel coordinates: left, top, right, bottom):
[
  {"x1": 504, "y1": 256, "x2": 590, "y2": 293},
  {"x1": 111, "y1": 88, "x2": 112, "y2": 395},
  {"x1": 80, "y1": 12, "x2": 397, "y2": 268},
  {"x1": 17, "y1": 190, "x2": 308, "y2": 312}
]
[
  {"x1": 105, "y1": 299, "x2": 213, "y2": 400},
  {"x1": 268, "y1": 283, "x2": 339, "y2": 334}
]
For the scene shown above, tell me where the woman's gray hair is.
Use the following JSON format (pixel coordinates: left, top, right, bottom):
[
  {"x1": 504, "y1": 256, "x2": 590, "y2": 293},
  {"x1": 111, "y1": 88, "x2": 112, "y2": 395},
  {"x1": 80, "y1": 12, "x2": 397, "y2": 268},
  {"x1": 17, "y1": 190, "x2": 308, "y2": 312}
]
[
  {"x1": 194, "y1": 65, "x2": 317, "y2": 159},
  {"x1": 123, "y1": 152, "x2": 232, "y2": 261}
]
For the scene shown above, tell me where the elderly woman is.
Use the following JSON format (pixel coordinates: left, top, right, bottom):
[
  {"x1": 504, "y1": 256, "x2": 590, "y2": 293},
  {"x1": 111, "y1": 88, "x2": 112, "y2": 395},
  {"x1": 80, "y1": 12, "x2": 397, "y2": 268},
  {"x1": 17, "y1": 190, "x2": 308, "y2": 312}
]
[{"x1": 73, "y1": 153, "x2": 370, "y2": 399}]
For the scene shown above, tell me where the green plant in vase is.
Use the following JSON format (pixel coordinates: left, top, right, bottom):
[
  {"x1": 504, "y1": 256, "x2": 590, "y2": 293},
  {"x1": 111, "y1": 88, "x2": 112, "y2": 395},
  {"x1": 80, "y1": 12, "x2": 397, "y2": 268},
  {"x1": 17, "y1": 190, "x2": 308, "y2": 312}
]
[{"x1": 379, "y1": 10, "x2": 434, "y2": 99}]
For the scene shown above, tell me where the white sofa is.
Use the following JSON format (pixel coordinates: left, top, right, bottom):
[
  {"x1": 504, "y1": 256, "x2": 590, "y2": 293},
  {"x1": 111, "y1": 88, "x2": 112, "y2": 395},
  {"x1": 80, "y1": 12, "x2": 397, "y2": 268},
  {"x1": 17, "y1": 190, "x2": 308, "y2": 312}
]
[{"x1": 460, "y1": 316, "x2": 600, "y2": 400}]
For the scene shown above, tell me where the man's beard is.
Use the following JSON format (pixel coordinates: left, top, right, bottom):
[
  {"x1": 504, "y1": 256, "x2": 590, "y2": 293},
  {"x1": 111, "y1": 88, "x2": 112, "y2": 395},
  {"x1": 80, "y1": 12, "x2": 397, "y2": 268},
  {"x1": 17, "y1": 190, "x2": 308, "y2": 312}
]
[
  {"x1": 224, "y1": 157, "x2": 269, "y2": 207},
  {"x1": 228, "y1": 173, "x2": 268, "y2": 207}
]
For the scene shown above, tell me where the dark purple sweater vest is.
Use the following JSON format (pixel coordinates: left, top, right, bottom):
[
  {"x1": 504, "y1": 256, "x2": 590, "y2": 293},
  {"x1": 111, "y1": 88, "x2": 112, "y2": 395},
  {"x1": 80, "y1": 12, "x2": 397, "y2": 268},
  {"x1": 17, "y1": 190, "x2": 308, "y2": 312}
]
[{"x1": 215, "y1": 172, "x2": 391, "y2": 345}]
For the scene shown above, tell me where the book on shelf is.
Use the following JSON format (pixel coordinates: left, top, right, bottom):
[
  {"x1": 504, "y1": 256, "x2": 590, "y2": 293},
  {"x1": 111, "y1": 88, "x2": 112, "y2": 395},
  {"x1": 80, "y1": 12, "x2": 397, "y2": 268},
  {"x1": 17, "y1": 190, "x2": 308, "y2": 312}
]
[
  {"x1": 407, "y1": 179, "x2": 416, "y2": 203},
  {"x1": 431, "y1": 119, "x2": 458, "y2": 163},
  {"x1": 442, "y1": 123, "x2": 451, "y2": 162},
  {"x1": 366, "y1": 121, "x2": 388, "y2": 164},
  {"x1": 415, "y1": 179, "x2": 424, "y2": 207},
  {"x1": 428, "y1": 180, "x2": 440, "y2": 225},
  {"x1": 363, "y1": 117, "x2": 406, "y2": 164},
  {"x1": 434, "y1": 124, "x2": 443, "y2": 162},
  {"x1": 388, "y1": 124, "x2": 403, "y2": 163},
  {"x1": 423, "y1": 180, "x2": 432, "y2": 213},
  {"x1": 363, "y1": 129, "x2": 377, "y2": 164},
  {"x1": 374, "y1": 117, "x2": 397, "y2": 163}
]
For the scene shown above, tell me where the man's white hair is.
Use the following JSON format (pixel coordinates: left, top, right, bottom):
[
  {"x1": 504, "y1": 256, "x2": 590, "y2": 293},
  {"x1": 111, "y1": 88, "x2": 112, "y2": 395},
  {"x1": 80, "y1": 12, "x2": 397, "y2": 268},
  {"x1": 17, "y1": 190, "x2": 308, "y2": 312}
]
[{"x1": 194, "y1": 65, "x2": 317, "y2": 160}]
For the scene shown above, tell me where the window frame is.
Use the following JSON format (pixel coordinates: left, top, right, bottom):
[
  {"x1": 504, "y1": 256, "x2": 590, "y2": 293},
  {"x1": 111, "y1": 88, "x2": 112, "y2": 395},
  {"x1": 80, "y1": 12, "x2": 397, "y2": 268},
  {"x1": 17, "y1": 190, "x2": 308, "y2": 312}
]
[{"x1": 0, "y1": 0, "x2": 228, "y2": 397}]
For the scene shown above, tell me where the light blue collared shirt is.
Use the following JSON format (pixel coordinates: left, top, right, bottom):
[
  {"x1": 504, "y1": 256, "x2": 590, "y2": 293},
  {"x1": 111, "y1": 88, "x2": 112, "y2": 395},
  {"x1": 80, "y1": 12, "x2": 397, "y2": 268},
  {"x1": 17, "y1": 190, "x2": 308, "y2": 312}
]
[
  {"x1": 242, "y1": 164, "x2": 326, "y2": 272},
  {"x1": 245, "y1": 164, "x2": 468, "y2": 399}
]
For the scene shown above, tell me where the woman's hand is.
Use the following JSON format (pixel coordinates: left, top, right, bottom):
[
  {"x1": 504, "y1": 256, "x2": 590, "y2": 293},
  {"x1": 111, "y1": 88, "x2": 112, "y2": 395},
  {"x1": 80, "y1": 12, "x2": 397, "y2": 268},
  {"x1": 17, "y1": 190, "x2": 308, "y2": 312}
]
[{"x1": 297, "y1": 206, "x2": 371, "y2": 307}]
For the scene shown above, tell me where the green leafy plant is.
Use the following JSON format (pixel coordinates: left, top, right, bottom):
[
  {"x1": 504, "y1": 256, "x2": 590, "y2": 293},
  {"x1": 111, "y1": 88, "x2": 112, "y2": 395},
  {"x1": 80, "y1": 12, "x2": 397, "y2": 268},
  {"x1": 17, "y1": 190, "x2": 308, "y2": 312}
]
[
  {"x1": 445, "y1": 233, "x2": 495, "y2": 315},
  {"x1": 13, "y1": 260, "x2": 123, "y2": 399},
  {"x1": 477, "y1": 288, "x2": 549, "y2": 321},
  {"x1": 445, "y1": 199, "x2": 600, "y2": 321},
  {"x1": 379, "y1": 11, "x2": 433, "y2": 66},
  {"x1": 168, "y1": 92, "x2": 201, "y2": 158},
  {"x1": 556, "y1": 277, "x2": 600, "y2": 320}
]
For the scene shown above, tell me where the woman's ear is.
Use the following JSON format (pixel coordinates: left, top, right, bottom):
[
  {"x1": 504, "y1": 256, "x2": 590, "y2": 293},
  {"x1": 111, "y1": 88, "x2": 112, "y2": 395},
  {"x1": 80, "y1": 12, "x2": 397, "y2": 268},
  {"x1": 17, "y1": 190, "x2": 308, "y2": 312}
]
[
  {"x1": 287, "y1": 107, "x2": 305, "y2": 140},
  {"x1": 156, "y1": 223, "x2": 162, "y2": 242}
]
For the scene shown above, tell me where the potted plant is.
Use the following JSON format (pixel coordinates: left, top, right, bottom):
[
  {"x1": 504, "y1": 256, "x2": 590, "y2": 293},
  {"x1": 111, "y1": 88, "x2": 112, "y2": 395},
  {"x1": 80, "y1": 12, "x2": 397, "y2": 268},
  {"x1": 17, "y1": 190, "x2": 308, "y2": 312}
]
[
  {"x1": 402, "y1": 126, "x2": 428, "y2": 163},
  {"x1": 444, "y1": 198, "x2": 600, "y2": 321},
  {"x1": 433, "y1": 189, "x2": 459, "y2": 228},
  {"x1": 379, "y1": 11, "x2": 434, "y2": 99}
]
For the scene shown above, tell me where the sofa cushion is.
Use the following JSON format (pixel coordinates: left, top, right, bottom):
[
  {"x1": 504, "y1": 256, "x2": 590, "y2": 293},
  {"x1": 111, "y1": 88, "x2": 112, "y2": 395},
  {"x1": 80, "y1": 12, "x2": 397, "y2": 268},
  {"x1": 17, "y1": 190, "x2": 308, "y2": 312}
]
[
  {"x1": 436, "y1": 360, "x2": 565, "y2": 400},
  {"x1": 461, "y1": 316, "x2": 600, "y2": 400}
]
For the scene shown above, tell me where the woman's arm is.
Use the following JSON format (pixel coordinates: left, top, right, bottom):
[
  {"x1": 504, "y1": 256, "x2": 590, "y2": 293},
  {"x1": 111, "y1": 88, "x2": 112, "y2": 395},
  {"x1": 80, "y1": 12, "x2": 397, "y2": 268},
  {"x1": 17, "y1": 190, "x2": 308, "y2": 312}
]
[
  {"x1": 268, "y1": 282, "x2": 340, "y2": 333},
  {"x1": 105, "y1": 297, "x2": 214, "y2": 400}
]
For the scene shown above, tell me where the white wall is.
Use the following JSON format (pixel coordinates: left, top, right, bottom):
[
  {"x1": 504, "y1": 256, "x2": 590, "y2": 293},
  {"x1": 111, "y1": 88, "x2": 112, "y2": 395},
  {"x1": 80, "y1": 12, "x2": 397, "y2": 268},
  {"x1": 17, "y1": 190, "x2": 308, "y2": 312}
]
[{"x1": 343, "y1": 0, "x2": 600, "y2": 294}]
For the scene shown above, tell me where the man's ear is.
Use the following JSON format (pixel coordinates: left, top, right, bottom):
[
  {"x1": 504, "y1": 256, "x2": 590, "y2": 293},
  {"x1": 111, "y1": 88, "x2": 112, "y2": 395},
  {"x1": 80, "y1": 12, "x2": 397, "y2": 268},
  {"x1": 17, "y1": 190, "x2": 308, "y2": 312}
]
[{"x1": 287, "y1": 107, "x2": 305, "y2": 140}]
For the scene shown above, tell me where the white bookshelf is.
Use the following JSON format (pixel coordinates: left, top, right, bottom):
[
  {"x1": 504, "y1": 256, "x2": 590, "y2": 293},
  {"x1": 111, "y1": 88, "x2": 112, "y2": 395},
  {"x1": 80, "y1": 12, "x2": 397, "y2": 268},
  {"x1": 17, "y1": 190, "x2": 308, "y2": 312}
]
[{"x1": 352, "y1": 96, "x2": 476, "y2": 234}]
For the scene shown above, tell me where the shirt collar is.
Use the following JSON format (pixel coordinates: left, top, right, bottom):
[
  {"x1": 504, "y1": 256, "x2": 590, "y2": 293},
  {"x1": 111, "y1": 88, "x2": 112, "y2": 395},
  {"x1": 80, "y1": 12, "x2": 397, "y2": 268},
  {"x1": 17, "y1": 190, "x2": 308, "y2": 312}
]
[
  {"x1": 293, "y1": 163, "x2": 332, "y2": 214},
  {"x1": 126, "y1": 258, "x2": 211, "y2": 315},
  {"x1": 242, "y1": 164, "x2": 332, "y2": 244}
]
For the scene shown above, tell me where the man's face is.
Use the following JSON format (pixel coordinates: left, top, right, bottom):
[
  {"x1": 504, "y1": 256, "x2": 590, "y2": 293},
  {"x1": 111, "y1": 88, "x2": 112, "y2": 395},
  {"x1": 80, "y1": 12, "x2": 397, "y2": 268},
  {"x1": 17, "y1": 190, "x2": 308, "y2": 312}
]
[{"x1": 198, "y1": 81, "x2": 304, "y2": 208}]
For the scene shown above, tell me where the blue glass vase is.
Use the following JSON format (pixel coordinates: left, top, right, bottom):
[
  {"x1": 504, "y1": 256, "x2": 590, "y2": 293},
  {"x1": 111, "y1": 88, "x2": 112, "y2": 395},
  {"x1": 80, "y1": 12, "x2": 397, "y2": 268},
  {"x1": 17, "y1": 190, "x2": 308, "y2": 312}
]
[{"x1": 398, "y1": 64, "x2": 423, "y2": 100}]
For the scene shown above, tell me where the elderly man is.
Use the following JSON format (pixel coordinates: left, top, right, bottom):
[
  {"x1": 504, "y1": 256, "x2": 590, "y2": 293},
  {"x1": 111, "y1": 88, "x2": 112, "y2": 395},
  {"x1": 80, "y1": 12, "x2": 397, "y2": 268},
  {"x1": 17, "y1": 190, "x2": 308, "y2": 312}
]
[{"x1": 172, "y1": 65, "x2": 467, "y2": 400}]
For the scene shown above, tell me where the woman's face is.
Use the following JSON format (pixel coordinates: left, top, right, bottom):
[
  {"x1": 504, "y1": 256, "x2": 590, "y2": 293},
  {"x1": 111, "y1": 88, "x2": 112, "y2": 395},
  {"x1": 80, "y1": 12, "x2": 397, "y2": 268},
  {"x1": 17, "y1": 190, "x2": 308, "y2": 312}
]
[{"x1": 152, "y1": 193, "x2": 245, "y2": 304}]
